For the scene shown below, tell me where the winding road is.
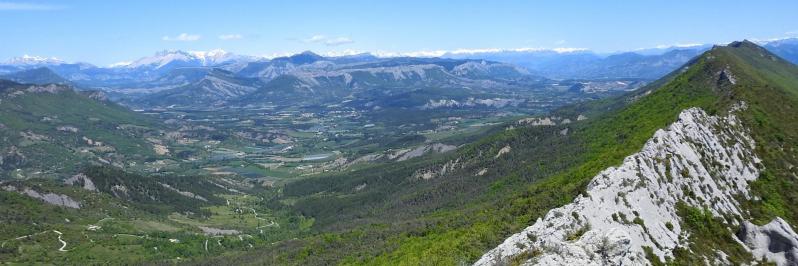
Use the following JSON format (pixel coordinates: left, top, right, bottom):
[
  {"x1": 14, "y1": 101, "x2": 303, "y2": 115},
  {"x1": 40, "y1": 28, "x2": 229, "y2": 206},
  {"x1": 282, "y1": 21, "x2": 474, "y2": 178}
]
[
  {"x1": 53, "y1": 230, "x2": 67, "y2": 252},
  {"x1": 5, "y1": 230, "x2": 68, "y2": 252}
]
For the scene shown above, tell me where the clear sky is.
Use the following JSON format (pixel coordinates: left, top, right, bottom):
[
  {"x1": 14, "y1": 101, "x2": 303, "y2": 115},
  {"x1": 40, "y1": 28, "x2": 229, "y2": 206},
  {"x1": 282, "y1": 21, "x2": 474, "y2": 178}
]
[{"x1": 2, "y1": 0, "x2": 797, "y2": 65}]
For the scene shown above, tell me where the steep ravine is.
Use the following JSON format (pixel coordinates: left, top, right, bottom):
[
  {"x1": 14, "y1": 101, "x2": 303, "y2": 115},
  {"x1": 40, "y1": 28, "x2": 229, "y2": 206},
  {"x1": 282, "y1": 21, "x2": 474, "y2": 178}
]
[{"x1": 475, "y1": 106, "x2": 798, "y2": 265}]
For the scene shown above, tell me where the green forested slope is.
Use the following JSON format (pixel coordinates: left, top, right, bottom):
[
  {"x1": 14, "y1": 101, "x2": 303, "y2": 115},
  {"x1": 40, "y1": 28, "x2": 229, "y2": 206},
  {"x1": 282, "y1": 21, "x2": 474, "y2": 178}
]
[
  {"x1": 0, "y1": 80, "x2": 161, "y2": 177},
  {"x1": 194, "y1": 41, "x2": 798, "y2": 265}
]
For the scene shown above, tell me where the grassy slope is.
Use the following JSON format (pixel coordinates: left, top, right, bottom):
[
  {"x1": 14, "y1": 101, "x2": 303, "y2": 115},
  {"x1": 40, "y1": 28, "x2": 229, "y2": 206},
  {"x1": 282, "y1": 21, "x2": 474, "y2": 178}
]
[
  {"x1": 725, "y1": 43, "x2": 798, "y2": 226},
  {"x1": 0, "y1": 167, "x2": 315, "y2": 264},
  {"x1": 0, "y1": 178, "x2": 175, "y2": 264}
]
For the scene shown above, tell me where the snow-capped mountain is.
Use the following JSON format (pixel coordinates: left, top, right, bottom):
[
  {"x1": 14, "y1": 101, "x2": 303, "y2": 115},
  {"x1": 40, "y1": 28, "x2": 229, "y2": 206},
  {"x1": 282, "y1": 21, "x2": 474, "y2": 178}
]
[
  {"x1": 116, "y1": 49, "x2": 259, "y2": 70},
  {"x1": 0, "y1": 56, "x2": 97, "y2": 76}
]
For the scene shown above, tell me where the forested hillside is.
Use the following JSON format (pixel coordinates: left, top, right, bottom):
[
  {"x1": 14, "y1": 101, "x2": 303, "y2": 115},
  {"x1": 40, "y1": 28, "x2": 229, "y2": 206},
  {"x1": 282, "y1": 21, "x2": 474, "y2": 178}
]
[{"x1": 190, "y1": 41, "x2": 798, "y2": 265}]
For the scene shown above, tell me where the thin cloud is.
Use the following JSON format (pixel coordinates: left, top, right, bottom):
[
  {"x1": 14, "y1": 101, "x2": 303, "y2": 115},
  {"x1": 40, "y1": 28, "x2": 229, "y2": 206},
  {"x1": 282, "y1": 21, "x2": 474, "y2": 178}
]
[
  {"x1": 324, "y1": 37, "x2": 354, "y2": 46},
  {"x1": 218, "y1": 34, "x2": 243, "y2": 40},
  {"x1": 303, "y1": 35, "x2": 327, "y2": 43},
  {"x1": 749, "y1": 36, "x2": 798, "y2": 44},
  {"x1": 653, "y1": 43, "x2": 703, "y2": 49},
  {"x1": 162, "y1": 33, "x2": 201, "y2": 41},
  {"x1": 303, "y1": 35, "x2": 354, "y2": 46},
  {"x1": 0, "y1": 2, "x2": 64, "y2": 10},
  {"x1": 319, "y1": 49, "x2": 367, "y2": 57}
]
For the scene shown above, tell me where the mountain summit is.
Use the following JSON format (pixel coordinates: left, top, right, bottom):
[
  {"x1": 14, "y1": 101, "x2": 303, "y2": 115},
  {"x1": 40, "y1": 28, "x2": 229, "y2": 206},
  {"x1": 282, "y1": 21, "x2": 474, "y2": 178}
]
[
  {"x1": 0, "y1": 67, "x2": 70, "y2": 85},
  {"x1": 273, "y1": 51, "x2": 325, "y2": 65}
]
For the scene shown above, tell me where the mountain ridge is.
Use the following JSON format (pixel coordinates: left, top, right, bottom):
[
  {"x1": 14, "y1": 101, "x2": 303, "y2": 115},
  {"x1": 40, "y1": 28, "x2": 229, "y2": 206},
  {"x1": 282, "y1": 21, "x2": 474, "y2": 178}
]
[{"x1": 474, "y1": 39, "x2": 798, "y2": 265}]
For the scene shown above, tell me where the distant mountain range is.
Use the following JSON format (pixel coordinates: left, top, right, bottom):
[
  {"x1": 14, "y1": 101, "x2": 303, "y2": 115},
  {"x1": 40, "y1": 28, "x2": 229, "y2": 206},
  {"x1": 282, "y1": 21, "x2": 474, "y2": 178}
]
[
  {"x1": 128, "y1": 53, "x2": 552, "y2": 109},
  {"x1": 1, "y1": 38, "x2": 796, "y2": 109},
  {"x1": 3, "y1": 38, "x2": 797, "y2": 82},
  {"x1": 443, "y1": 46, "x2": 710, "y2": 79}
]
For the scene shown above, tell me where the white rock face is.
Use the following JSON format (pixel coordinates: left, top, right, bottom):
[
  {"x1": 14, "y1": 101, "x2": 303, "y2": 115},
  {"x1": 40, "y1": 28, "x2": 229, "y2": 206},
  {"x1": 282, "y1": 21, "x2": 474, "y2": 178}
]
[
  {"x1": 476, "y1": 107, "x2": 764, "y2": 265},
  {"x1": 495, "y1": 145, "x2": 512, "y2": 159},
  {"x1": 738, "y1": 218, "x2": 798, "y2": 265},
  {"x1": 158, "y1": 182, "x2": 208, "y2": 202},
  {"x1": 518, "y1": 117, "x2": 557, "y2": 126},
  {"x1": 198, "y1": 226, "x2": 240, "y2": 236},
  {"x1": 64, "y1": 173, "x2": 98, "y2": 192},
  {"x1": 396, "y1": 143, "x2": 457, "y2": 162},
  {"x1": 292, "y1": 64, "x2": 444, "y2": 85},
  {"x1": 412, "y1": 157, "x2": 464, "y2": 180},
  {"x1": 2, "y1": 185, "x2": 81, "y2": 209},
  {"x1": 421, "y1": 98, "x2": 525, "y2": 110}
]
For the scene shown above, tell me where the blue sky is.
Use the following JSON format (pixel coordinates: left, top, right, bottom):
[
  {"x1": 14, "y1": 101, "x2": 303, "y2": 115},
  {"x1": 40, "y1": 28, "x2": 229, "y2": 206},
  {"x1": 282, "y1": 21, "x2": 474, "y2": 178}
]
[{"x1": 1, "y1": 0, "x2": 797, "y2": 65}]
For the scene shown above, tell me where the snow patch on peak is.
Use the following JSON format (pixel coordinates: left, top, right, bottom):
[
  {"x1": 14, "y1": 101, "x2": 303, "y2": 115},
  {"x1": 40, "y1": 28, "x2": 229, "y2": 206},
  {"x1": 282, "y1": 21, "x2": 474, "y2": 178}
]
[
  {"x1": 122, "y1": 49, "x2": 254, "y2": 69},
  {"x1": 476, "y1": 107, "x2": 763, "y2": 265},
  {"x1": 189, "y1": 48, "x2": 229, "y2": 58},
  {"x1": 108, "y1": 61, "x2": 132, "y2": 68},
  {"x1": 125, "y1": 50, "x2": 195, "y2": 69},
  {"x1": 189, "y1": 49, "x2": 240, "y2": 65}
]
